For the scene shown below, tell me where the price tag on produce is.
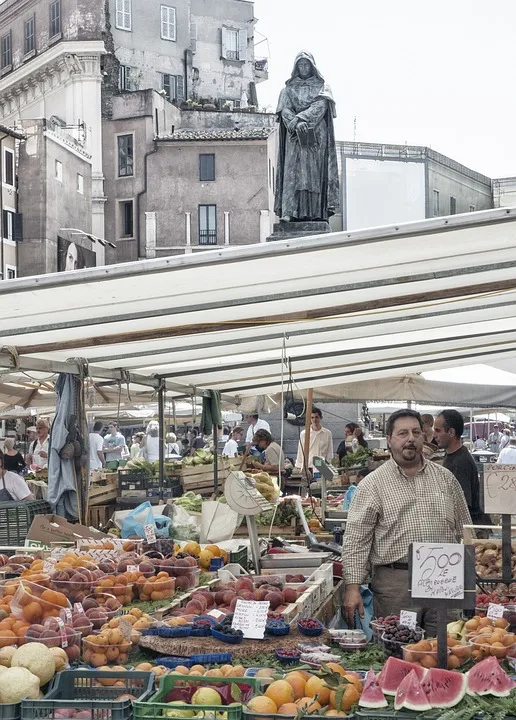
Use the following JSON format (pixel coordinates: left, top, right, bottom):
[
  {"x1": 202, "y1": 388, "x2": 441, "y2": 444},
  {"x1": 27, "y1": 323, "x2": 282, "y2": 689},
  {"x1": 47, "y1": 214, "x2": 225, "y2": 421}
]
[
  {"x1": 411, "y1": 543, "x2": 465, "y2": 600},
  {"x1": 482, "y1": 465, "x2": 516, "y2": 515},
  {"x1": 143, "y1": 524, "x2": 157, "y2": 544},
  {"x1": 487, "y1": 603, "x2": 505, "y2": 619},
  {"x1": 207, "y1": 609, "x2": 225, "y2": 620},
  {"x1": 232, "y1": 599, "x2": 269, "y2": 639},
  {"x1": 127, "y1": 565, "x2": 140, "y2": 574},
  {"x1": 399, "y1": 610, "x2": 417, "y2": 630},
  {"x1": 73, "y1": 603, "x2": 84, "y2": 614},
  {"x1": 43, "y1": 558, "x2": 56, "y2": 573}
]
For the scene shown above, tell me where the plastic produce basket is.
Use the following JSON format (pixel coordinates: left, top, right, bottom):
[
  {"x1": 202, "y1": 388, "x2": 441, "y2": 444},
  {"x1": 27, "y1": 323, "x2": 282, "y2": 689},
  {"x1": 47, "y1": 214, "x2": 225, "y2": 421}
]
[
  {"x1": 0, "y1": 701, "x2": 21, "y2": 720},
  {"x1": 22, "y1": 670, "x2": 155, "y2": 720},
  {"x1": 155, "y1": 653, "x2": 232, "y2": 668},
  {"x1": 134, "y1": 674, "x2": 262, "y2": 720},
  {"x1": 0, "y1": 500, "x2": 51, "y2": 546},
  {"x1": 243, "y1": 711, "x2": 354, "y2": 720},
  {"x1": 230, "y1": 546, "x2": 249, "y2": 570}
]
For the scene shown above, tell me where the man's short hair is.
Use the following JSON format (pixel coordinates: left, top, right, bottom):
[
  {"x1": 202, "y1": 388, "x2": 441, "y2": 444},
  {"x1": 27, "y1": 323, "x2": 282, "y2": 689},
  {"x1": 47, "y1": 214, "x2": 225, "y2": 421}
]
[
  {"x1": 386, "y1": 409, "x2": 423, "y2": 437},
  {"x1": 437, "y1": 409, "x2": 464, "y2": 438},
  {"x1": 311, "y1": 407, "x2": 323, "y2": 419},
  {"x1": 108, "y1": 421, "x2": 118, "y2": 428},
  {"x1": 231, "y1": 426, "x2": 244, "y2": 437},
  {"x1": 93, "y1": 421, "x2": 103, "y2": 432},
  {"x1": 253, "y1": 429, "x2": 272, "y2": 444},
  {"x1": 36, "y1": 419, "x2": 49, "y2": 430},
  {"x1": 421, "y1": 413, "x2": 434, "y2": 426},
  {"x1": 247, "y1": 414, "x2": 259, "y2": 420}
]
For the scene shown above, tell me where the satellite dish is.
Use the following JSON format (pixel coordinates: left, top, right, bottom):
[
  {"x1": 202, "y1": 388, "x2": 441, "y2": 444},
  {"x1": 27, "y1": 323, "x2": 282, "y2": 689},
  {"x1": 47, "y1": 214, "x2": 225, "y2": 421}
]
[{"x1": 224, "y1": 471, "x2": 273, "y2": 516}]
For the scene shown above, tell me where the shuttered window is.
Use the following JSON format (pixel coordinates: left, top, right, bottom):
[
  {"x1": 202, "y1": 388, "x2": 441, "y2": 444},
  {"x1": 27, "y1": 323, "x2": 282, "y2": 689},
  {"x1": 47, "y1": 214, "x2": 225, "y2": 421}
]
[
  {"x1": 161, "y1": 5, "x2": 176, "y2": 41},
  {"x1": 116, "y1": 0, "x2": 131, "y2": 31},
  {"x1": 199, "y1": 154, "x2": 215, "y2": 182}
]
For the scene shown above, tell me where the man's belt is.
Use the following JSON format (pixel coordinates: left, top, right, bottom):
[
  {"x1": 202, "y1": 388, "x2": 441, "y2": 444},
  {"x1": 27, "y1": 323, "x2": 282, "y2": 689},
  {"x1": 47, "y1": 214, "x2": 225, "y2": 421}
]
[{"x1": 379, "y1": 562, "x2": 409, "y2": 570}]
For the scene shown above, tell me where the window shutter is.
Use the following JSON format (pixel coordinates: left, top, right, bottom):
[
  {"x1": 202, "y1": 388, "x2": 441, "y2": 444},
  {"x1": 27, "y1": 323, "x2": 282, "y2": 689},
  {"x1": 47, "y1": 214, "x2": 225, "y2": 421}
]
[
  {"x1": 190, "y1": 21, "x2": 197, "y2": 53},
  {"x1": 13, "y1": 213, "x2": 23, "y2": 242},
  {"x1": 221, "y1": 26, "x2": 228, "y2": 59},
  {"x1": 238, "y1": 28, "x2": 247, "y2": 61},
  {"x1": 176, "y1": 74, "x2": 185, "y2": 103}
]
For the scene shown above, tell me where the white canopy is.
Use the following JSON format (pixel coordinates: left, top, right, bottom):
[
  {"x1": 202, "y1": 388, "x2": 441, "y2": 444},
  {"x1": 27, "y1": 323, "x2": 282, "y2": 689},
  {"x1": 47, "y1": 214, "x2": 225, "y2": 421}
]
[{"x1": 2, "y1": 207, "x2": 516, "y2": 403}]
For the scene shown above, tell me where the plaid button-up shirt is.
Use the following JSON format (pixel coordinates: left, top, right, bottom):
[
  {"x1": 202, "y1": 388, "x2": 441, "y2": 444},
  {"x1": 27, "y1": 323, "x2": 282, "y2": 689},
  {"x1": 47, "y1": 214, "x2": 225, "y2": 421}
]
[{"x1": 342, "y1": 458, "x2": 472, "y2": 585}]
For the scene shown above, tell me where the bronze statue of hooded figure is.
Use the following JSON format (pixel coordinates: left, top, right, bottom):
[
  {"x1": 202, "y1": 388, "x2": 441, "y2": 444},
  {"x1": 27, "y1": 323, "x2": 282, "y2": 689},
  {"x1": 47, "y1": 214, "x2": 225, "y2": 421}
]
[{"x1": 274, "y1": 51, "x2": 339, "y2": 223}]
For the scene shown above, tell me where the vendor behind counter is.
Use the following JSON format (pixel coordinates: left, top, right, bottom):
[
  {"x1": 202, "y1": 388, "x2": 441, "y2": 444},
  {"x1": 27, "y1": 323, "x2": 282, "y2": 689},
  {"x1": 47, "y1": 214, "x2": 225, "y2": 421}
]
[{"x1": 0, "y1": 451, "x2": 34, "y2": 501}]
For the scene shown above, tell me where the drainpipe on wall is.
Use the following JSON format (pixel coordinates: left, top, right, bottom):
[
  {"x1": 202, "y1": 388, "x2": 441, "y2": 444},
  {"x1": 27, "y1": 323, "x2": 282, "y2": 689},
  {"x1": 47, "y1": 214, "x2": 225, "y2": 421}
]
[
  {"x1": 0, "y1": 133, "x2": 6, "y2": 280},
  {"x1": 136, "y1": 142, "x2": 158, "y2": 259},
  {"x1": 183, "y1": 50, "x2": 189, "y2": 100}
]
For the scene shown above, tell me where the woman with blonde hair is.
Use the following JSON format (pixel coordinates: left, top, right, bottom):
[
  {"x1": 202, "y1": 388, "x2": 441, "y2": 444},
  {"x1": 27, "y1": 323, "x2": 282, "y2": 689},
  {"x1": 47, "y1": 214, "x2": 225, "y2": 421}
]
[
  {"x1": 3, "y1": 439, "x2": 25, "y2": 474},
  {"x1": 141, "y1": 420, "x2": 161, "y2": 462}
]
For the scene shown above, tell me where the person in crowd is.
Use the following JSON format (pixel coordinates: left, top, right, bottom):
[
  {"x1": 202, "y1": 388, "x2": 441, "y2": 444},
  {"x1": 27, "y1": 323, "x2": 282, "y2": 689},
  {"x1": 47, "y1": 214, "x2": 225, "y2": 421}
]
[
  {"x1": 473, "y1": 435, "x2": 486, "y2": 449},
  {"x1": 88, "y1": 421, "x2": 105, "y2": 471},
  {"x1": 295, "y1": 407, "x2": 333, "y2": 473},
  {"x1": 252, "y1": 429, "x2": 286, "y2": 474},
  {"x1": 2, "y1": 439, "x2": 25, "y2": 474},
  {"x1": 421, "y1": 414, "x2": 439, "y2": 446},
  {"x1": 499, "y1": 428, "x2": 511, "y2": 450},
  {"x1": 245, "y1": 414, "x2": 271, "y2": 445},
  {"x1": 180, "y1": 438, "x2": 191, "y2": 457},
  {"x1": 496, "y1": 435, "x2": 516, "y2": 464},
  {"x1": 222, "y1": 427, "x2": 244, "y2": 458},
  {"x1": 130, "y1": 432, "x2": 144, "y2": 459},
  {"x1": 190, "y1": 428, "x2": 206, "y2": 454},
  {"x1": 342, "y1": 409, "x2": 471, "y2": 635},
  {"x1": 26, "y1": 419, "x2": 50, "y2": 470},
  {"x1": 336, "y1": 422, "x2": 368, "y2": 464},
  {"x1": 0, "y1": 451, "x2": 34, "y2": 501},
  {"x1": 220, "y1": 426, "x2": 230, "y2": 443},
  {"x1": 488, "y1": 424, "x2": 503, "y2": 453},
  {"x1": 26, "y1": 426, "x2": 37, "y2": 445},
  {"x1": 166, "y1": 432, "x2": 180, "y2": 456},
  {"x1": 141, "y1": 420, "x2": 160, "y2": 462},
  {"x1": 102, "y1": 422, "x2": 126, "y2": 466},
  {"x1": 434, "y1": 409, "x2": 490, "y2": 529}
]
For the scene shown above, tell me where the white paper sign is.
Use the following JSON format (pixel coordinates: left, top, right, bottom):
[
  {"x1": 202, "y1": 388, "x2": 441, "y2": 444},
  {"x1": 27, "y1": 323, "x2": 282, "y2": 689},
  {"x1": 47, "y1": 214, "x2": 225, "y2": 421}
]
[
  {"x1": 411, "y1": 543, "x2": 465, "y2": 600},
  {"x1": 127, "y1": 565, "x2": 140, "y2": 573},
  {"x1": 231, "y1": 599, "x2": 270, "y2": 639},
  {"x1": 487, "y1": 603, "x2": 505, "y2": 619},
  {"x1": 143, "y1": 524, "x2": 157, "y2": 544},
  {"x1": 399, "y1": 610, "x2": 417, "y2": 630},
  {"x1": 207, "y1": 609, "x2": 225, "y2": 620},
  {"x1": 483, "y1": 465, "x2": 516, "y2": 515}
]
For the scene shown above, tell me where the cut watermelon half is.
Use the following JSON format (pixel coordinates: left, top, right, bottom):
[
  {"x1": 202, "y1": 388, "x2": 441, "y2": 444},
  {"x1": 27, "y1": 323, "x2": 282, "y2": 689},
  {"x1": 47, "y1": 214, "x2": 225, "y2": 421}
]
[
  {"x1": 467, "y1": 655, "x2": 515, "y2": 697},
  {"x1": 358, "y1": 669, "x2": 388, "y2": 709},
  {"x1": 421, "y1": 667, "x2": 467, "y2": 708},
  {"x1": 394, "y1": 669, "x2": 432, "y2": 712},
  {"x1": 377, "y1": 656, "x2": 427, "y2": 696}
]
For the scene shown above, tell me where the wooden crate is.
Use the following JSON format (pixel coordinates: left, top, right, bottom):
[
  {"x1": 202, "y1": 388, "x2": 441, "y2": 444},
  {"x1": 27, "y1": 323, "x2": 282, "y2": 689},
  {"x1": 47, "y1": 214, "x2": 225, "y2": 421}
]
[
  {"x1": 88, "y1": 477, "x2": 118, "y2": 506},
  {"x1": 87, "y1": 504, "x2": 115, "y2": 529},
  {"x1": 180, "y1": 462, "x2": 230, "y2": 493}
]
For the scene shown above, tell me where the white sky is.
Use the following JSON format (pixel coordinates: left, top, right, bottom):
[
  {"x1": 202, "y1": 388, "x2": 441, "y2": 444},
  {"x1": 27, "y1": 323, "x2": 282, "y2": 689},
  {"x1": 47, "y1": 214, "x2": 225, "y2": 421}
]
[{"x1": 254, "y1": 0, "x2": 516, "y2": 179}]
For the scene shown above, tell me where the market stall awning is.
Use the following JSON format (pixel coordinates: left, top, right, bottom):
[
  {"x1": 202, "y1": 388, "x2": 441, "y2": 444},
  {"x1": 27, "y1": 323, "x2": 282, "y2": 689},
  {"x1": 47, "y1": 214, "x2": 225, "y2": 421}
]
[{"x1": 3, "y1": 207, "x2": 516, "y2": 400}]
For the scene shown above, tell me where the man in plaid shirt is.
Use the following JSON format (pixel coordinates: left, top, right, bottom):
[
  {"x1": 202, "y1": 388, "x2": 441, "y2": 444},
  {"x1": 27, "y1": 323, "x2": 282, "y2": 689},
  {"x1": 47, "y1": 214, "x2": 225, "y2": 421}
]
[{"x1": 342, "y1": 409, "x2": 472, "y2": 634}]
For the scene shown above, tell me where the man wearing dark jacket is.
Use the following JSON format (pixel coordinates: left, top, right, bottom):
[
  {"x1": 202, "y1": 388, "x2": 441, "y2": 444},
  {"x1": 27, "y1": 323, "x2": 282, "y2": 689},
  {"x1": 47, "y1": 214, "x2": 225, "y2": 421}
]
[{"x1": 434, "y1": 409, "x2": 491, "y2": 531}]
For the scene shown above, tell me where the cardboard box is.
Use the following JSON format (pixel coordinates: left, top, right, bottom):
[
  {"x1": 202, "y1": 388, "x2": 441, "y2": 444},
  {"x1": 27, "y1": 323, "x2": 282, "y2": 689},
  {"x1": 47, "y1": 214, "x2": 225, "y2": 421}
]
[{"x1": 25, "y1": 514, "x2": 108, "y2": 549}]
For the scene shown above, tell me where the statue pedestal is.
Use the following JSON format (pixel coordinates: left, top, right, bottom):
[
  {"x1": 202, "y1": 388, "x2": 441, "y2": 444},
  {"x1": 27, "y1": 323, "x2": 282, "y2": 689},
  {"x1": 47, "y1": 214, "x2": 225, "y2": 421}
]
[{"x1": 266, "y1": 220, "x2": 331, "y2": 242}]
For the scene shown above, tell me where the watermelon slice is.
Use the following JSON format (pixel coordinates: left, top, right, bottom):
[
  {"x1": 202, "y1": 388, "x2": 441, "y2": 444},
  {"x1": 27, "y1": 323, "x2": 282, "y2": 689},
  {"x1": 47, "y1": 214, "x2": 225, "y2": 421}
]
[
  {"x1": 394, "y1": 669, "x2": 432, "y2": 712},
  {"x1": 377, "y1": 656, "x2": 427, "y2": 696},
  {"x1": 358, "y1": 669, "x2": 388, "y2": 709},
  {"x1": 467, "y1": 655, "x2": 515, "y2": 697},
  {"x1": 421, "y1": 667, "x2": 467, "y2": 708}
]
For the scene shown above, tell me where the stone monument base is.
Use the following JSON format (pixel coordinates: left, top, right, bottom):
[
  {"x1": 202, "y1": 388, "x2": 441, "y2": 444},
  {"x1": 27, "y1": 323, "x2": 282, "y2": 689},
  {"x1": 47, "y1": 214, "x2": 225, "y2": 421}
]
[{"x1": 266, "y1": 220, "x2": 331, "y2": 242}]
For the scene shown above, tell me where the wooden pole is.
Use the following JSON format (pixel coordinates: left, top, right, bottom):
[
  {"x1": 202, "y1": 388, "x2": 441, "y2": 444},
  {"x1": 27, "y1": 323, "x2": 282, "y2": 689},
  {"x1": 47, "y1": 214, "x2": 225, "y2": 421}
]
[{"x1": 303, "y1": 388, "x2": 313, "y2": 483}]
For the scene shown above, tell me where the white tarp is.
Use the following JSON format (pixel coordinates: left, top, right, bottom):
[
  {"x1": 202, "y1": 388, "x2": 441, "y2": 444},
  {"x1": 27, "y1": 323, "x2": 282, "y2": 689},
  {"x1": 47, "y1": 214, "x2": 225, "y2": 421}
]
[{"x1": 2, "y1": 207, "x2": 516, "y2": 402}]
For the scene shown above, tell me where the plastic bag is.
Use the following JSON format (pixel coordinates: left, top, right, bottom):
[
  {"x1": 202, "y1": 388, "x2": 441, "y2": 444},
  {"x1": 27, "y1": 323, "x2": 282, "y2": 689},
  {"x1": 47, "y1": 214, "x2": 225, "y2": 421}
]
[
  {"x1": 342, "y1": 484, "x2": 358, "y2": 511},
  {"x1": 168, "y1": 503, "x2": 199, "y2": 541},
  {"x1": 121, "y1": 500, "x2": 155, "y2": 539},
  {"x1": 154, "y1": 515, "x2": 172, "y2": 538}
]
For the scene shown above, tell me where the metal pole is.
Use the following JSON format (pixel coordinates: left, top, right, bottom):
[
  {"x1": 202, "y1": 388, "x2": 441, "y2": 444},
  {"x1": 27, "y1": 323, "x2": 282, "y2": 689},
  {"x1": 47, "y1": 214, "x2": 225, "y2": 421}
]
[
  {"x1": 502, "y1": 514, "x2": 512, "y2": 585},
  {"x1": 436, "y1": 607, "x2": 448, "y2": 669},
  {"x1": 247, "y1": 515, "x2": 261, "y2": 574},
  {"x1": 303, "y1": 389, "x2": 314, "y2": 484},
  {"x1": 158, "y1": 382, "x2": 165, "y2": 503}
]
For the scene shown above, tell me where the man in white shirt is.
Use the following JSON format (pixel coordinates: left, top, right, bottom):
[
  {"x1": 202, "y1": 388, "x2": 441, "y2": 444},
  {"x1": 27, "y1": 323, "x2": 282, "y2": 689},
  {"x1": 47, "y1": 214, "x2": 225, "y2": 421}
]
[
  {"x1": 89, "y1": 421, "x2": 105, "y2": 471},
  {"x1": 222, "y1": 427, "x2": 244, "y2": 458},
  {"x1": 496, "y1": 436, "x2": 516, "y2": 464},
  {"x1": 27, "y1": 419, "x2": 50, "y2": 470},
  {"x1": 295, "y1": 407, "x2": 333, "y2": 472},
  {"x1": 488, "y1": 425, "x2": 503, "y2": 453},
  {"x1": 103, "y1": 422, "x2": 126, "y2": 465},
  {"x1": 245, "y1": 414, "x2": 271, "y2": 445}
]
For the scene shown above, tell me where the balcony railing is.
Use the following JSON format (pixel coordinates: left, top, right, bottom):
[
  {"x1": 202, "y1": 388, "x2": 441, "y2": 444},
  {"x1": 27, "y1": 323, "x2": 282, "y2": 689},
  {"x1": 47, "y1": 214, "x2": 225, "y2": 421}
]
[{"x1": 199, "y1": 230, "x2": 217, "y2": 245}]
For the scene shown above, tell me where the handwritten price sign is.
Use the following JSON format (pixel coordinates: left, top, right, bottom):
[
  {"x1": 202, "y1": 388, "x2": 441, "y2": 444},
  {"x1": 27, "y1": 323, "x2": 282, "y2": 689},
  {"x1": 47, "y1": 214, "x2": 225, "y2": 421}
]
[
  {"x1": 482, "y1": 465, "x2": 516, "y2": 515},
  {"x1": 232, "y1": 600, "x2": 270, "y2": 639},
  {"x1": 411, "y1": 543, "x2": 465, "y2": 600}
]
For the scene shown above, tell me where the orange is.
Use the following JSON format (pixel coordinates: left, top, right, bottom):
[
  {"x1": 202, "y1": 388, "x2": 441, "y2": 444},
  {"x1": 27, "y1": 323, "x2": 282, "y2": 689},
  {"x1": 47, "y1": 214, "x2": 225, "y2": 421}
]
[
  {"x1": 296, "y1": 698, "x2": 322, "y2": 712},
  {"x1": 265, "y1": 680, "x2": 295, "y2": 708},
  {"x1": 22, "y1": 601, "x2": 42, "y2": 623},
  {"x1": 343, "y1": 674, "x2": 363, "y2": 693},
  {"x1": 0, "y1": 630, "x2": 16, "y2": 648},
  {"x1": 324, "y1": 711, "x2": 348, "y2": 716},
  {"x1": 330, "y1": 686, "x2": 360, "y2": 712},
  {"x1": 277, "y1": 703, "x2": 299, "y2": 715},
  {"x1": 284, "y1": 672, "x2": 307, "y2": 700},
  {"x1": 248, "y1": 696, "x2": 278, "y2": 714},
  {"x1": 324, "y1": 663, "x2": 347, "y2": 677},
  {"x1": 305, "y1": 676, "x2": 331, "y2": 705}
]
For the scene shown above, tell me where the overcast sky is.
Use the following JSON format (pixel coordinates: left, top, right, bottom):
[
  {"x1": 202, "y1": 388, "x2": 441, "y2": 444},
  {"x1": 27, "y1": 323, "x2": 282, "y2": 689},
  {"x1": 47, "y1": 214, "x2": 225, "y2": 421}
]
[{"x1": 253, "y1": 0, "x2": 516, "y2": 179}]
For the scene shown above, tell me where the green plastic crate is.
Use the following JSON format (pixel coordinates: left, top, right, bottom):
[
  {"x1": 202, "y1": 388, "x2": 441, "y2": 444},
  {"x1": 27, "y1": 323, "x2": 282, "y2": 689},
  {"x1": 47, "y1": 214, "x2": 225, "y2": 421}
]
[
  {"x1": 229, "y1": 546, "x2": 249, "y2": 570},
  {"x1": 22, "y1": 670, "x2": 155, "y2": 720},
  {"x1": 0, "y1": 500, "x2": 51, "y2": 547},
  {"x1": 0, "y1": 701, "x2": 20, "y2": 720},
  {"x1": 134, "y1": 673, "x2": 263, "y2": 720},
  {"x1": 244, "y1": 711, "x2": 355, "y2": 720}
]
